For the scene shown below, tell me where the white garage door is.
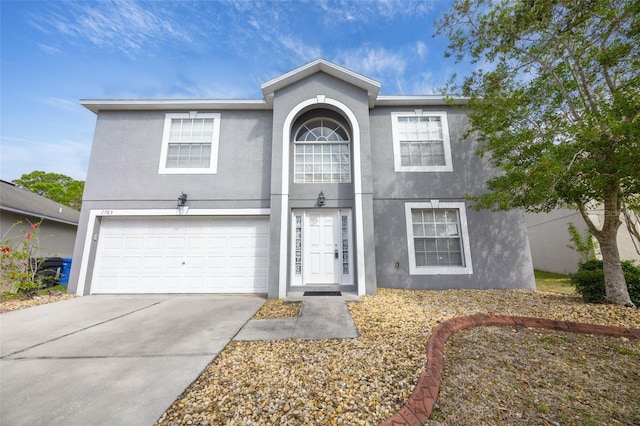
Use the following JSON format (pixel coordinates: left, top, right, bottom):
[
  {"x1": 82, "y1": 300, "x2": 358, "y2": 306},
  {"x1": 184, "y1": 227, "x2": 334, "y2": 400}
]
[{"x1": 92, "y1": 217, "x2": 269, "y2": 294}]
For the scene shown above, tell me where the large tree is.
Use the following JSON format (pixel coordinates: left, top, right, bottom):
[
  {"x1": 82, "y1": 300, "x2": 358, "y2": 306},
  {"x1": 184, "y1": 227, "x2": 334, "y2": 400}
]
[
  {"x1": 437, "y1": 0, "x2": 639, "y2": 306},
  {"x1": 14, "y1": 171, "x2": 84, "y2": 211}
]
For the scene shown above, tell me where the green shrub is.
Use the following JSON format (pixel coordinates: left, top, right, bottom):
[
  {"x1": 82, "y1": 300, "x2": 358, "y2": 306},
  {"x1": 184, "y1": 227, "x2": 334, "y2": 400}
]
[{"x1": 570, "y1": 260, "x2": 640, "y2": 305}]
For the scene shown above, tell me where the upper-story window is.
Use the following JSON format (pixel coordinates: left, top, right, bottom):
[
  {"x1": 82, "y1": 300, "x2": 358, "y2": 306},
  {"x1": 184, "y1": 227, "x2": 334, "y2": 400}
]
[
  {"x1": 294, "y1": 118, "x2": 351, "y2": 183},
  {"x1": 391, "y1": 111, "x2": 453, "y2": 172},
  {"x1": 158, "y1": 112, "x2": 221, "y2": 174}
]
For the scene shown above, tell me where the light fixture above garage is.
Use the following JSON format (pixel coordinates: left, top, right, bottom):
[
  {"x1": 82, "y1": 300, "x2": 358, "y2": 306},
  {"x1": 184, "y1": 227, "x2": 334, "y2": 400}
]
[
  {"x1": 178, "y1": 192, "x2": 188, "y2": 206},
  {"x1": 177, "y1": 192, "x2": 189, "y2": 215},
  {"x1": 317, "y1": 191, "x2": 325, "y2": 207}
]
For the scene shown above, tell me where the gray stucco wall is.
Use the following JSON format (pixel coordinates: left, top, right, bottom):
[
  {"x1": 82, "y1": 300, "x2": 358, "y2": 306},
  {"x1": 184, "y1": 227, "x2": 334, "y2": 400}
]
[
  {"x1": 0, "y1": 211, "x2": 77, "y2": 258},
  {"x1": 267, "y1": 72, "x2": 377, "y2": 296},
  {"x1": 82, "y1": 110, "x2": 272, "y2": 206},
  {"x1": 69, "y1": 69, "x2": 536, "y2": 296},
  {"x1": 68, "y1": 108, "x2": 273, "y2": 295},
  {"x1": 369, "y1": 106, "x2": 535, "y2": 290}
]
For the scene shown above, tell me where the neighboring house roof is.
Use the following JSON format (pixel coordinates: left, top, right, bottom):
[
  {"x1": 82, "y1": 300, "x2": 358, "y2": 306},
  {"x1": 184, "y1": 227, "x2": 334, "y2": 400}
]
[
  {"x1": 80, "y1": 59, "x2": 469, "y2": 114},
  {"x1": 0, "y1": 180, "x2": 80, "y2": 226}
]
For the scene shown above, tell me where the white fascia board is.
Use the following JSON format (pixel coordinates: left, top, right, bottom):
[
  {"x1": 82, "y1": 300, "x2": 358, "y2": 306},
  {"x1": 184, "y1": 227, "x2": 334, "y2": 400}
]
[
  {"x1": 261, "y1": 59, "x2": 381, "y2": 107},
  {"x1": 0, "y1": 206, "x2": 79, "y2": 226},
  {"x1": 80, "y1": 99, "x2": 270, "y2": 114},
  {"x1": 375, "y1": 95, "x2": 469, "y2": 107}
]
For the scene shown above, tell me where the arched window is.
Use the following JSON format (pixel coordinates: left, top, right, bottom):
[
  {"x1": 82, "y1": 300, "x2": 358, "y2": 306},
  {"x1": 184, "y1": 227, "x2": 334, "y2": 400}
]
[{"x1": 293, "y1": 118, "x2": 351, "y2": 183}]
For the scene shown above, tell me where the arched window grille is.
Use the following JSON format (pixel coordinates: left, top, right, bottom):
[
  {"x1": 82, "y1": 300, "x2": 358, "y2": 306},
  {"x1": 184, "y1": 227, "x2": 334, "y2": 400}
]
[{"x1": 293, "y1": 119, "x2": 351, "y2": 183}]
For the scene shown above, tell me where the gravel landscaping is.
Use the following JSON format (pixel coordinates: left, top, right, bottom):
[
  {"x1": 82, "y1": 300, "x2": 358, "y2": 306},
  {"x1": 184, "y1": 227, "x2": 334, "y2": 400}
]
[
  {"x1": 156, "y1": 289, "x2": 640, "y2": 426},
  {"x1": 0, "y1": 292, "x2": 75, "y2": 313},
  {"x1": 2, "y1": 288, "x2": 637, "y2": 425},
  {"x1": 432, "y1": 326, "x2": 639, "y2": 425}
]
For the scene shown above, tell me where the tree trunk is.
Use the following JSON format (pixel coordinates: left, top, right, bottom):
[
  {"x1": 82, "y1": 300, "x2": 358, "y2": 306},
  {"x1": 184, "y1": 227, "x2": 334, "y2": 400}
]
[
  {"x1": 594, "y1": 187, "x2": 635, "y2": 307},
  {"x1": 597, "y1": 233, "x2": 634, "y2": 307}
]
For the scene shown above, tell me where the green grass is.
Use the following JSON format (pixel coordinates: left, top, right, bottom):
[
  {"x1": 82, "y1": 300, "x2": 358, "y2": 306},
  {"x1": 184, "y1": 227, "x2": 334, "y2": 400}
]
[
  {"x1": 534, "y1": 270, "x2": 575, "y2": 294},
  {"x1": 1, "y1": 284, "x2": 67, "y2": 301}
]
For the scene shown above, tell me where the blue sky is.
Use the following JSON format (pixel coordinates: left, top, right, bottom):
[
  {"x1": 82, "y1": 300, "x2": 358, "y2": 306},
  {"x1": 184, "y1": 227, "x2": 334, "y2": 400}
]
[{"x1": 1, "y1": 0, "x2": 464, "y2": 182}]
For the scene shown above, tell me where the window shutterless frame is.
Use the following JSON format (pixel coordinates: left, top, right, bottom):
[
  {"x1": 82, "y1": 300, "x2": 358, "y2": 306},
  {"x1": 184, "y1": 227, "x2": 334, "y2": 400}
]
[
  {"x1": 391, "y1": 111, "x2": 453, "y2": 172},
  {"x1": 158, "y1": 112, "x2": 221, "y2": 174},
  {"x1": 404, "y1": 201, "x2": 473, "y2": 275}
]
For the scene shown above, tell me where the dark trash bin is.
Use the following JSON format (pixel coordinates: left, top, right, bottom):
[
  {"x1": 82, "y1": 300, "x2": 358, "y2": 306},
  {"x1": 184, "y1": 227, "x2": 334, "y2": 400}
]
[{"x1": 34, "y1": 257, "x2": 63, "y2": 287}]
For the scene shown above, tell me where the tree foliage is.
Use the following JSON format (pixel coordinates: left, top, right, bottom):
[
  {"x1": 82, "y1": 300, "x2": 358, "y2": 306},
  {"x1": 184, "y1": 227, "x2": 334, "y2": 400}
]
[
  {"x1": 14, "y1": 171, "x2": 84, "y2": 210},
  {"x1": 437, "y1": 0, "x2": 639, "y2": 305}
]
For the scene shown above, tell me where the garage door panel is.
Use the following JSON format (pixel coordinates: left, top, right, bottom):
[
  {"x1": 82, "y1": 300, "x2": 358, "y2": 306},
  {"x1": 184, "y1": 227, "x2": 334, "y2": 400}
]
[
  {"x1": 187, "y1": 237, "x2": 207, "y2": 249},
  {"x1": 92, "y1": 217, "x2": 269, "y2": 294},
  {"x1": 146, "y1": 237, "x2": 165, "y2": 249},
  {"x1": 103, "y1": 236, "x2": 123, "y2": 249}
]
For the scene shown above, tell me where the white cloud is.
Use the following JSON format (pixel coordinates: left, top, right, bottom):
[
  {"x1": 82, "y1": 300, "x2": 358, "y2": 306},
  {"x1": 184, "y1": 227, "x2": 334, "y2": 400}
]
[
  {"x1": 316, "y1": 0, "x2": 433, "y2": 23},
  {"x1": 334, "y1": 47, "x2": 406, "y2": 79},
  {"x1": 28, "y1": 0, "x2": 196, "y2": 57},
  {"x1": 410, "y1": 71, "x2": 440, "y2": 94},
  {"x1": 36, "y1": 43, "x2": 63, "y2": 55},
  {"x1": 277, "y1": 36, "x2": 323, "y2": 63},
  {"x1": 35, "y1": 97, "x2": 85, "y2": 112},
  {"x1": 415, "y1": 41, "x2": 428, "y2": 59}
]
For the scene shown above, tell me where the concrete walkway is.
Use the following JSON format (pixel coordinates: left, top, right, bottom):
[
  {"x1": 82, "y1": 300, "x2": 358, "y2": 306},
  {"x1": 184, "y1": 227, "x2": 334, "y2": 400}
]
[
  {"x1": 0, "y1": 295, "x2": 265, "y2": 426},
  {"x1": 235, "y1": 294, "x2": 360, "y2": 341}
]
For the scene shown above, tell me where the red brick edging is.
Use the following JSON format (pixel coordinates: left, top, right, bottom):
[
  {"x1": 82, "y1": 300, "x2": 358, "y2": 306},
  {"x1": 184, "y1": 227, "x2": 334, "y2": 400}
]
[{"x1": 378, "y1": 314, "x2": 640, "y2": 426}]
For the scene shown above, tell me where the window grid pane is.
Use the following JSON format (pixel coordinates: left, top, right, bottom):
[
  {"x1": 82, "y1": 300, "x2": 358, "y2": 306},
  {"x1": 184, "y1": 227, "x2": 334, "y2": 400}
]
[
  {"x1": 166, "y1": 118, "x2": 214, "y2": 168},
  {"x1": 412, "y1": 209, "x2": 463, "y2": 267},
  {"x1": 295, "y1": 215, "x2": 303, "y2": 275},
  {"x1": 341, "y1": 215, "x2": 349, "y2": 275},
  {"x1": 294, "y1": 143, "x2": 351, "y2": 183},
  {"x1": 398, "y1": 116, "x2": 445, "y2": 167},
  {"x1": 166, "y1": 143, "x2": 211, "y2": 168}
]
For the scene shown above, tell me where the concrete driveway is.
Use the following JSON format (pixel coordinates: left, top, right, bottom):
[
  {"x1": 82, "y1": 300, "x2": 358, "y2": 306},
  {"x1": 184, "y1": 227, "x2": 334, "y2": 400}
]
[{"x1": 0, "y1": 294, "x2": 265, "y2": 426}]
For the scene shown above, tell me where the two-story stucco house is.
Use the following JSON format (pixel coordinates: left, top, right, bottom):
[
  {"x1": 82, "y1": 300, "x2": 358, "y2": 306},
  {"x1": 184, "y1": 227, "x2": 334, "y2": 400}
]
[{"x1": 67, "y1": 59, "x2": 535, "y2": 298}]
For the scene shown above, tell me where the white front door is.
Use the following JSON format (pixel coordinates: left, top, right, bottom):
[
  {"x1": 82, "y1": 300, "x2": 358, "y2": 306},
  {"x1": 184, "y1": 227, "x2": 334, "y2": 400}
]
[
  {"x1": 306, "y1": 211, "x2": 339, "y2": 284},
  {"x1": 291, "y1": 209, "x2": 352, "y2": 286}
]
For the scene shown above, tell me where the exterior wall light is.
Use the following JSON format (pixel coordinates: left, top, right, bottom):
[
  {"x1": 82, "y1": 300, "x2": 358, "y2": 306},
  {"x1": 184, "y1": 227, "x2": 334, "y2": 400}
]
[
  {"x1": 177, "y1": 192, "x2": 189, "y2": 215},
  {"x1": 177, "y1": 192, "x2": 188, "y2": 207},
  {"x1": 317, "y1": 190, "x2": 325, "y2": 207}
]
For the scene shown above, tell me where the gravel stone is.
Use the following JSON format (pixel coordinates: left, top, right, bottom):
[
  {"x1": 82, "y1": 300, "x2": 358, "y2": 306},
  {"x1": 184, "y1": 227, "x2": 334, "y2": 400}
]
[
  {"x1": 0, "y1": 293, "x2": 75, "y2": 312},
  {"x1": 156, "y1": 289, "x2": 639, "y2": 425},
  {"x1": 252, "y1": 300, "x2": 302, "y2": 320}
]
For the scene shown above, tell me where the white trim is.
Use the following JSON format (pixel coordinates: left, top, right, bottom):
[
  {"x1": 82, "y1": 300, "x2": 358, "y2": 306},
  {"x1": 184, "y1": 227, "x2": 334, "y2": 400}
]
[
  {"x1": 0, "y1": 206, "x2": 79, "y2": 226},
  {"x1": 279, "y1": 97, "x2": 365, "y2": 297},
  {"x1": 376, "y1": 95, "x2": 469, "y2": 106},
  {"x1": 278, "y1": 98, "x2": 318, "y2": 298},
  {"x1": 404, "y1": 201, "x2": 473, "y2": 275},
  {"x1": 87, "y1": 208, "x2": 270, "y2": 217},
  {"x1": 391, "y1": 111, "x2": 453, "y2": 173},
  {"x1": 158, "y1": 112, "x2": 221, "y2": 174},
  {"x1": 80, "y1": 99, "x2": 269, "y2": 114},
  {"x1": 75, "y1": 208, "x2": 270, "y2": 296},
  {"x1": 290, "y1": 211, "x2": 304, "y2": 286},
  {"x1": 261, "y1": 59, "x2": 381, "y2": 107},
  {"x1": 289, "y1": 209, "x2": 353, "y2": 287}
]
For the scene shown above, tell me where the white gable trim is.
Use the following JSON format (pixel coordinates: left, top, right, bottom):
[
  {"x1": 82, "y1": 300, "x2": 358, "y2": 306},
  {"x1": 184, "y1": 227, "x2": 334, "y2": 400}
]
[
  {"x1": 262, "y1": 59, "x2": 381, "y2": 107},
  {"x1": 279, "y1": 97, "x2": 366, "y2": 297}
]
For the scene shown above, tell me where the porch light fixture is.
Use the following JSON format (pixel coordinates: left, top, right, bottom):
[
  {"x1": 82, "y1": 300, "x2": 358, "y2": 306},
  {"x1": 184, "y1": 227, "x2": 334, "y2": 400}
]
[
  {"x1": 177, "y1": 192, "x2": 189, "y2": 215},
  {"x1": 177, "y1": 192, "x2": 188, "y2": 207},
  {"x1": 317, "y1": 191, "x2": 325, "y2": 207}
]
